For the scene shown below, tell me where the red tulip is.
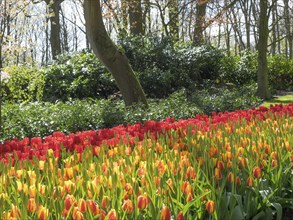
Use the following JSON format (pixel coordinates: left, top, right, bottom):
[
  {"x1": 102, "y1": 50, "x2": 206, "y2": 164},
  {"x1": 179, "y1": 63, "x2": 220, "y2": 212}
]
[{"x1": 176, "y1": 211, "x2": 184, "y2": 220}]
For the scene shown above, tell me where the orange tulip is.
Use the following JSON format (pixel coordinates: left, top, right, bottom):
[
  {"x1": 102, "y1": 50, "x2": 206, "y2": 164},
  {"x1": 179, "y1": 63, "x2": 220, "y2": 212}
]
[
  {"x1": 122, "y1": 199, "x2": 134, "y2": 214},
  {"x1": 246, "y1": 177, "x2": 254, "y2": 187},
  {"x1": 101, "y1": 196, "x2": 110, "y2": 209},
  {"x1": 73, "y1": 207, "x2": 84, "y2": 220},
  {"x1": 86, "y1": 200, "x2": 100, "y2": 215},
  {"x1": 228, "y1": 172, "x2": 234, "y2": 183},
  {"x1": 10, "y1": 204, "x2": 21, "y2": 219},
  {"x1": 38, "y1": 205, "x2": 49, "y2": 220},
  {"x1": 206, "y1": 200, "x2": 215, "y2": 214},
  {"x1": 64, "y1": 194, "x2": 76, "y2": 210},
  {"x1": 236, "y1": 176, "x2": 241, "y2": 186},
  {"x1": 214, "y1": 168, "x2": 222, "y2": 180},
  {"x1": 185, "y1": 166, "x2": 196, "y2": 180},
  {"x1": 27, "y1": 198, "x2": 37, "y2": 213},
  {"x1": 137, "y1": 195, "x2": 147, "y2": 210},
  {"x1": 78, "y1": 198, "x2": 87, "y2": 212},
  {"x1": 107, "y1": 209, "x2": 118, "y2": 220},
  {"x1": 253, "y1": 166, "x2": 262, "y2": 179},
  {"x1": 161, "y1": 206, "x2": 171, "y2": 220}
]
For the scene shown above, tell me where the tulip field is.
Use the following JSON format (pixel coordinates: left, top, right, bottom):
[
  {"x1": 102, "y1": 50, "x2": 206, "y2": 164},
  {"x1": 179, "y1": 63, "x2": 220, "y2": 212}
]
[{"x1": 0, "y1": 104, "x2": 292, "y2": 220}]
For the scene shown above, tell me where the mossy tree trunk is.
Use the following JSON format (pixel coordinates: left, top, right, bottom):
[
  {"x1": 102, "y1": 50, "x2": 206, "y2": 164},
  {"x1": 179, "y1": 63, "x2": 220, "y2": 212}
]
[
  {"x1": 83, "y1": 0, "x2": 148, "y2": 106},
  {"x1": 257, "y1": 0, "x2": 271, "y2": 100}
]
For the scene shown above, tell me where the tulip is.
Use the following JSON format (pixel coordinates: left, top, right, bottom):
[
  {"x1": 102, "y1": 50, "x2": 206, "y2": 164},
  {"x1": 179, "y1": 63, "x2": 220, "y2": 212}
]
[
  {"x1": 73, "y1": 207, "x2": 84, "y2": 220},
  {"x1": 206, "y1": 200, "x2": 215, "y2": 214},
  {"x1": 38, "y1": 205, "x2": 49, "y2": 220},
  {"x1": 137, "y1": 195, "x2": 147, "y2": 210},
  {"x1": 214, "y1": 168, "x2": 222, "y2": 180},
  {"x1": 64, "y1": 194, "x2": 76, "y2": 210},
  {"x1": 246, "y1": 177, "x2": 254, "y2": 187},
  {"x1": 29, "y1": 185, "x2": 36, "y2": 198},
  {"x1": 101, "y1": 196, "x2": 110, "y2": 209},
  {"x1": 161, "y1": 206, "x2": 171, "y2": 220},
  {"x1": 185, "y1": 166, "x2": 196, "y2": 180},
  {"x1": 39, "y1": 160, "x2": 45, "y2": 170},
  {"x1": 10, "y1": 204, "x2": 21, "y2": 218},
  {"x1": 186, "y1": 192, "x2": 193, "y2": 202},
  {"x1": 78, "y1": 198, "x2": 87, "y2": 212},
  {"x1": 228, "y1": 172, "x2": 234, "y2": 183},
  {"x1": 107, "y1": 209, "x2": 117, "y2": 220},
  {"x1": 122, "y1": 199, "x2": 134, "y2": 214},
  {"x1": 253, "y1": 166, "x2": 262, "y2": 179},
  {"x1": 86, "y1": 200, "x2": 100, "y2": 215},
  {"x1": 65, "y1": 167, "x2": 74, "y2": 179},
  {"x1": 27, "y1": 198, "x2": 37, "y2": 213},
  {"x1": 176, "y1": 211, "x2": 184, "y2": 220},
  {"x1": 236, "y1": 176, "x2": 241, "y2": 186}
]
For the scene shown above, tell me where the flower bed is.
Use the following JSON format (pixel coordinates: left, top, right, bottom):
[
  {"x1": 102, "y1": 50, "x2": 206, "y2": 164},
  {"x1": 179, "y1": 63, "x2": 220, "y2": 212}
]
[{"x1": 0, "y1": 104, "x2": 292, "y2": 219}]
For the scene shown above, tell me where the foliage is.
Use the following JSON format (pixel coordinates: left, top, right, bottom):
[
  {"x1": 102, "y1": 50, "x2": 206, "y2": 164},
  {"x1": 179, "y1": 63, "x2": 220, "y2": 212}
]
[
  {"x1": 42, "y1": 51, "x2": 118, "y2": 102},
  {"x1": 0, "y1": 85, "x2": 265, "y2": 141},
  {"x1": 1, "y1": 65, "x2": 45, "y2": 102},
  {"x1": 219, "y1": 51, "x2": 258, "y2": 85},
  {"x1": 190, "y1": 83, "x2": 262, "y2": 115},
  {"x1": 268, "y1": 54, "x2": 293, "y2": 91},
  {"x1": 119, "y1": 36, "x2": 224, "y2": 98},
  {"x1": 0, "y1": 104, "x2": 292, "y2": 219}
]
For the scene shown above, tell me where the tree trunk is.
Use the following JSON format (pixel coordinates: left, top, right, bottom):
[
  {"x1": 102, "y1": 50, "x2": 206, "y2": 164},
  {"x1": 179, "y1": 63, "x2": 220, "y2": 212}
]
[
  {"x1": 168, "y1": 0, "x2": 179, "y2": 40},
  {"x1": 193, "y1": 0, "x2": 207, "y2": 45},
  {"x1": 257, "y1": 0, "x2": 271, "y2": 100},
  {"x1": 143, "y1": 0, "x2": 151, "y2": 34},
  {"x1": 83, "y1": 0, "x2": 148, "y2": 106},
  {"x1": 283, "y1": 0, "x2": 292, "y2": 58},
  {"x1": 46, "y1": 0, "x2": 63, "y2": 60},
  {"x1": 128, "y1": 0, "x2": 143, "y2": 35}
]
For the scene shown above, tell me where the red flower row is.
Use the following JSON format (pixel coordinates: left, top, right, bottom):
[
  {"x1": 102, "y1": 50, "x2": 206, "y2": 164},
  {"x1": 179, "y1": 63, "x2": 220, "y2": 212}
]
[{"x1": 1, "y1": 104, "x2": 292, "y2": 164}]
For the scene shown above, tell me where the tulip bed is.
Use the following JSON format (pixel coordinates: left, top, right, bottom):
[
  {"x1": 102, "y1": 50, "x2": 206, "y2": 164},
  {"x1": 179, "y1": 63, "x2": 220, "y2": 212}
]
[{"x1": 0, "y1": 104, "x2": 293, "y2": 220}]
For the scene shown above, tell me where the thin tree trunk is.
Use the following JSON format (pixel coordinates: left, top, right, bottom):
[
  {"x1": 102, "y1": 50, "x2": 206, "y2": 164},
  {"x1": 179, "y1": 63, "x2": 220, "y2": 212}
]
[
  {"x1": 168, "y1": 0, "x2": 179, "y2": 40},
  {"x1": 283, "y1": 0, "x2": 292, "y2": 58},
  {"x1": 83, "y1": 0, "x2": 147, "y2": 106},
  {"x1": 271, "y1": 2, "x2": 277, "y2": 55},
  {"x1": 257, "y1": 0, "x2": 271, "y2": 99}
]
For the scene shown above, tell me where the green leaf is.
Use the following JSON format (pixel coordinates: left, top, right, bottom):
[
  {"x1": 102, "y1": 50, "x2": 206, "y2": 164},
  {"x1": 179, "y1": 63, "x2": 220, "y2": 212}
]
[
  {"x1": 271, "y1": 203, "x2": 282, "y2": 220},
  {"x1": 231, "y1": 205, "x2": 245, "y2": 220}
]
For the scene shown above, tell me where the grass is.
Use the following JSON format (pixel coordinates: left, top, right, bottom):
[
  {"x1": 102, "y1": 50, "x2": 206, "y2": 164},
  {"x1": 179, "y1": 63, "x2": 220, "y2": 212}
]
[{"x1": 261, "y1": 94, "x2": 293, "y2": 107}]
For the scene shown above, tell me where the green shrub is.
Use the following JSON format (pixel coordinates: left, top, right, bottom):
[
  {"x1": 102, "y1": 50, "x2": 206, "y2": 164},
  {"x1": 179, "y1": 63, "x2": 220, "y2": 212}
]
[
  {"x1": 1, "y1": 65, "x2": 45, "y2": 102},
  {"x1": 119, "y1": 36, "x2": 225, "y2": 97},
  {"x1": 190, "y1": 83, "x2": 262, "y2": 115},
  {"x1": 219, "y1": 51, "x2": 258, "y2": 85},
  {"x1": 268, "y1": 55, "x2": 293, "y2": 91},
  {"x1": 42, "y1": 51, "x2": 118, "y2": 102}
]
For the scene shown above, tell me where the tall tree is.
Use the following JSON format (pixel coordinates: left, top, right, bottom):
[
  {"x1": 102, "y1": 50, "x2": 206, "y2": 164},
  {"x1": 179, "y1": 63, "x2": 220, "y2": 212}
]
[
  {"x1": 44, "y1": 0, "x2": 64, "y2": 60},
  {"x1": 83, "y1": 0, "x2": 147, "y2": 106},
  {"x1": 168, "y1": 0, "x2": 179, "y2": 40},
  {"x1": 257, "y1": 0, "x2": 271, "y2": 99},
  {"x1": 128, "y1": 0, "x2": 143, "y2": 35},
  {"x1": 283, "y1": 0, "x2": 292, "y2": 58},
  {"x1": 193, "y1": 0, "x2": 207, "y2": 45}
]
